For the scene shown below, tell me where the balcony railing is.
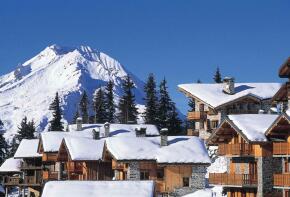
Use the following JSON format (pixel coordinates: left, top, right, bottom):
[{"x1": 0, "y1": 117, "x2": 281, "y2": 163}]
[
  {"x1": 67, "y1": 163, "x2": 83, "y2": 174},
  {"x1": 187, "y1": 129, "x2": 199, "y2": 136},
  {"x1": 42, "y1": 171, "x2": 58, "y2": 180},
  {"x1": 209, "y1": 173, "x2": 257, "y2": 187},
  {"x1": 3, "y1": 176, "x2": 21, "y2": 186},
  {"x1": 218, "y1": 144, "x2": 254, "y2": 156},
  {"x1": 22, "y1": 175, "x2": 41, "y2": 186},
  {"x1": 155, "y1": 180, "x2": 166, "y2": 193},
  {"x1": 187, "y1": 111, "x2": 206, "y2": 120},
  {"x1": 273, "y1": 142, "x2": 290, "y2": 155},
  {"x1": 21, "y1": 162, "x2": 42, "y2": 170},
  {"x1": 274, "y1": 174, "x2": 290, "y2": 187}
]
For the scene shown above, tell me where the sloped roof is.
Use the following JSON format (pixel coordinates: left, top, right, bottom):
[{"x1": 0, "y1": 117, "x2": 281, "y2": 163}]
[
  {"x1": 63, "y1": 137, "x2": 105, "y2": 161},
  {"x1": 105, "y1": 136, "x2": 211, "y2": 164},
  {"x1": 0, "y1": 157, "x2": 22, "y2": 172},
  {"x1": 42, "y1": 181, "x2": 154, "y2": 197},
  {"x1": 14, "y1": 139, "x2": 42, "y2": 158},
  {"x1": 178, "y1": 83, "x2": 281, "y2": 108}
]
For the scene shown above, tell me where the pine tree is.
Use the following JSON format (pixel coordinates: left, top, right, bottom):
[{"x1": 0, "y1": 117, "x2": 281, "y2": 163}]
[
  {"x1": 8, "y1": 137, "x2": 18, "y2": 158},
  {"x1": 104, "y1": 80, "x2": 115, "y2": 123},
  {"x1": 79, "y1": 91, "x2": 89, "y2": 124},
  {"x1": 197, "y1": 79, "x2": 202, "y2": 83},
  {"x1": 167, "y1": 103, "x2": 183, "y2": 135},
  {"x1": 213, "y1": 67, "x2": 222, "y2": 83},
  {"x1": 117, "y1": 75, "x2": 138, "y2": 123},
  {"x1": 72, "y1": 109, "x2": 80, "y2": 124},
  {"x1": 93, "y1": 88, "x2": 107, "y2": 123},
  {"x1": 27, "y1": 120, "x2": 36, "y2": 139},
  {"x1": 0, "y1": 119, "x2": 8, "y2": 164},
  {"x1": 144, "y1": 73, "x2": 158, "y2": 125},
  {"x1": 157, "y1": 78, "x2": 172, "y2": 129},
  {"x1": 49, "y1": 92, "x2": 64, "y2": 131},
  {"x1": 16, "y1": 117, "x2": 35, "y2": 141}
]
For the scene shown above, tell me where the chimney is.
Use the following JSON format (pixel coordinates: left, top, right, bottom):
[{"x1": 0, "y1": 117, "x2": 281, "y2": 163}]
[
  {"x1": 104, "y1": 122, "x2": 110, "y2": 138},
  {"x1": 76, "y1": 117, "x2": 82, "y2": 131},
  {"x1": 92, "y1": 129, "x2": 100, "y2": 140},
  {"x1": 135, "y1": 127, "x2": 147, "y2": 137},
  {"x1": 223, "y1": 77, "x2": 235, "y2": 95},
  {"x1": 160, "y1": 128, "x2": 168, "y2": 146}
]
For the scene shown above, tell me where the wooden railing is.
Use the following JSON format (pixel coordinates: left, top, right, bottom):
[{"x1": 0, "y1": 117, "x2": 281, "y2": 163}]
[
  {"x1": 218, "y1": 144, "x2": 254, "y2": 156},
  {"x1": 3, "y1": 176, "x2": 21, "y2": 185},
  {"x1": 187, "y1": 129, "x2": 199, "y2": 136},
  {"x1": 67, "y1": 162, "x2": 83, "y2": 173},
  {"x1": 42, "y1": 171, "x2": 58, "y2": 180},
  {"x1": 209, "y1": 173, "x2": 257, "y2": 186},
  {"x1": 274, "y1": 174, "x2": 290, "y2": 187},
  {"x1": 23, "y1": 175, "x2": 41, "y2": 185},
  {"x1": 42, "y1": 153, "x2": 58, "y2": 162},
  {"x1": 187, "y1": 111, "x2": 206, "y2": 120},
  {"x1": 273, "y1": 142, "x2": 290, "y2": 155},
  {"x1": 155, "y1": 181, "x2": 166, "y2": 193},
  {"x1": 21, "y1": 162, "x2": 42, "y2": 169}
]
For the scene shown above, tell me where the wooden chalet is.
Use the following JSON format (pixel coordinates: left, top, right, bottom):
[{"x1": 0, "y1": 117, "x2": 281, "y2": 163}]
[
  {"x1": 57, "y1": 137, "x2": 113, "y2": 181},
  {"x1": 102, "y1": 134, "x2": 211, "y2": 196},
  {"x1": 14, "y1": 139, "x2": 42, "y2": 197},
  {"x1": 178, "y1": 79, "x2": 281, "y2": 139},
  {"x1": 208, "y1": 113, "x2": 290, "y2": 197}
]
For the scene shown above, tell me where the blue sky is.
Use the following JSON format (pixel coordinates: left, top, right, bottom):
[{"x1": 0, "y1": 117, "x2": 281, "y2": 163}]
[{"x1": 1, "y1": 0, "x2": 290, "y2": 113}]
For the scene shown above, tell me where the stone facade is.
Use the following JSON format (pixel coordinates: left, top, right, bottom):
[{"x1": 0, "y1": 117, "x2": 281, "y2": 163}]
[
  {"x1": 191, "y1": 165, "x2": 207, "y2": 190},
  {"x1": 257, "y1": 157, "x2": 273, "y2": 197},
  {"x1": 127, "y1": 161, "x2": 140, "y2": 180}
]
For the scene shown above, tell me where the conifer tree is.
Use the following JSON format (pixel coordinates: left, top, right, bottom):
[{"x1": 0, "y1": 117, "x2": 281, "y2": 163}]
[
  {"x1": 93, "y1": 88, "x2": 107, "y2": 123},
  {"x1": 117, "y1": 75, "x2": 138, "y2": 123},
  {"x1": 8, "y1": 137, "x2": 18, "y2": 158},
  {"x1": 157, "y1": 78, "x2": 172, "y2": 129},
  {"x1": 213, "y1": 67, "x2": 222, "y2": 83},
  {"x1": 79, "y1": 91, "x2": 89, "y2": 124},
  {"x1": 144, "y1": 73, "x2": 158, "y2": 125},
  {"x1": 104, "y1": 80, "x2": 115, "y2": 123},
  {"x1": 167, "y1": 103, "x2": 182, "y2": 135},
  {"x1": 0, "y1": 119, "x2": 8, "y2": 164},
  {"x1": 49, "y1": 92, "x2": 64, "y2": 131},
  {"x1": 188, "y1": 98, "x2": 196, "y2": 129},
  {"x1": 72, "y1": 109, "x2": 80, "y2": 124},
  {"x1": 16, "y1": 117, "x2": 36, "y2": 141},
  {"x1": 197, "y1": 79, "x2": 202, "y2": 83}
]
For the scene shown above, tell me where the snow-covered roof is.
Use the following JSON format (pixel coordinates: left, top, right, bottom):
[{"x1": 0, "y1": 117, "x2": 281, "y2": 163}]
[
  {"x1": 42, "y1": 181, "x2": 154, "y2": 197},
  {"x1": 178, "y1": 83, "x2": 281, "y2": 108},
  {"x1": 0, "y1": 158, "x2": 22, "y2": 172},
  {"x1": 105, "y1": 136, "x2": 211, "y2": 164},
  {"x1": 14, "y1": 139, "x2": 42, "y2": 158},
  {"x1": 228, "y1": 114, "x2": 279, "y2": 142},
  {"x1": 63, "y1": 137, "x2": 105, "y2": 161},
  {"x1": 69, "y1": 123, "x2": 160, "y2": 136}
]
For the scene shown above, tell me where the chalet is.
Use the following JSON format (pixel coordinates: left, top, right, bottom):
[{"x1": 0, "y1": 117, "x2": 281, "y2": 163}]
[
  {"x1": 102, "y1": 132, "x2": 211, "y2": 196},
  {"x1": 208, "y1": 113, "x2": 290, "y2": 197},
  {"x1": 0, "y1": 157, "x2": 22, "y2": 196},
  {"x1": 57, "y1": 137, "x2": 113, "y2": 181},
  {"x1": 178, "y1": 79, "x2": 281, "y2": 139},
  {"x1": 42, "y1": 180, "x2": 155, "y2": 197},
  {"x1": 14, "y1": 139, "x2": 42, "y2": 197}
]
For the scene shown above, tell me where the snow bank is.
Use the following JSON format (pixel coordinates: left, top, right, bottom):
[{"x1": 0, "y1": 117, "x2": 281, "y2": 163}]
[
  {"x1": 0, "y1": 157, "x2": 22, "y2": 172},
  {"x1": 228, "y1": 114, "x2": 278, "y2": 142},
  {"x1": 14, "y1": 139, "x2": 42, "y2": 158},
  {"x1": 42, "y1": 181, "x2": 154, "y2": 197},
  {"x1": 178, "y1": 83, "x2": 281, "y2": 108},
  {"x1": 106, "y1": 136, "x2": 211, "y2": 164}
]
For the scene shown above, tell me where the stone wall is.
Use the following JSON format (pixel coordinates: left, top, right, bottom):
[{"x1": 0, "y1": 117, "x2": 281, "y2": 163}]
[
  {"x1": 191, "y1": 165, "x2": 207, "y2": 189},
  {"x1": 127, "y1": 161, "x2": 140, "y2": 180},
  {"x1": 257, "y1": 157, "x2": 273, "y2": 197}
]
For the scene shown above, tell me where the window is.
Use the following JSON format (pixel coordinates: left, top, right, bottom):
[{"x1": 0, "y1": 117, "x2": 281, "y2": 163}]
[
  {"x1": 199, "y1": 121, "x2": 204, "y2": 129},
  {"x1": 183, "y1": 177, "x2": 189, "y2": 187},
  {"x1": 140, "y1": 171, "x2": 149, "y2": 180},
  {"x1": 199, "y1": 104, "x2": 205, "y2": 112},
  {"x1": 156, "y1": 169, "x2": 164, "y2": 179},
  {"x1": 211, "y1": 120, "x2": 219, "y2": 129}
]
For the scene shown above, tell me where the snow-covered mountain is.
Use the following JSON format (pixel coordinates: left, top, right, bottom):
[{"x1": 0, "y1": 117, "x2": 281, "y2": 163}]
[{"x1": 0, "y1": 45, "x2": 146, "y2": 140}]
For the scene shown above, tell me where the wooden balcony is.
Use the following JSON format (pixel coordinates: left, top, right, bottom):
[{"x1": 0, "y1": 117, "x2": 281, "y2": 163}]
[
  {"x1": 67, "y1": 162, "x2": 83, "y2": 174},
  {"x1": 112, "y1": 160, "x2": 126, "y2": 170},
  {"x1": 273, "y1": 142, "x2": 290, "y2": 156},
  {"x1": 218, "y1": 144, "x2": 254, "y2": 156},
  {"x1": 21, "y1": 162, "x2": 42, "y2": 170},
  {"x1": 209, "y1": 173, "x2": 257, "y2": 187},
  {"x1": 22, "y1": 175, "x2": 41, "y2": 186},
  {"x1": 274, "y1": 174, "x2": 290, "y2": 187},
  {"x1": 187, "y1": 129, "x2": 199, "y2": 136},
  {"x1": 187, "y1": 111, "x2": 206, "y2": 120},
  {"x1": 155, "y1": 180, "x2": 166, "y2": 193},
  {"x1": 42, "y1": 171, "x2": 58, "y2": 180},
  {"x1": 42, "y1": 153, "x2": 58, "y2": 162},
  {"x1": 3, "y1": 176, "x2": 21, "y2": 186}
]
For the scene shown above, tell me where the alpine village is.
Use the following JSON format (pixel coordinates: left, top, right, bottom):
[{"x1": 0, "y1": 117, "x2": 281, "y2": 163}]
[{"x1": 0, "y1": 54, "x2": 290, "y2": 197}]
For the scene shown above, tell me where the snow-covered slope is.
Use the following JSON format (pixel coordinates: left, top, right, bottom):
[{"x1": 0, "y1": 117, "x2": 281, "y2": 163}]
[{"x1": 0, "y1": 45, "x2": 146, "y2": 140}]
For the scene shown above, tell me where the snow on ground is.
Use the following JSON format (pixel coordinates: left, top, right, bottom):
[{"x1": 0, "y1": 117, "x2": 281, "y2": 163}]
[
  {"x1": 183, "y1": 186, "x2": 224, "y2": 197},
  {"x1": 228, "y1": 114, "x2": 278, "y2": 142},
  {"x1": 42, "y1": 181, "x2": 154, "y2": 197},
  {"x1": 105, "y1": 136, "x2": 211, "y2": 164},
  {"x1": 178, "y1": 83, "x2": 281, "y2": 108},
  {"x1": 14, "y1": 139, "x2": 42, "y2": 158},
  {"x1": 0, "y1": 158, "x2": 22, "y2": 172}
]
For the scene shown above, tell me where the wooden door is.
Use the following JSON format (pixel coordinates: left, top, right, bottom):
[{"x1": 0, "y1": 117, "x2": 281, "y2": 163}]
[{"x1": 249, "y1": 162, "x2": 257, "y2": 183}]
